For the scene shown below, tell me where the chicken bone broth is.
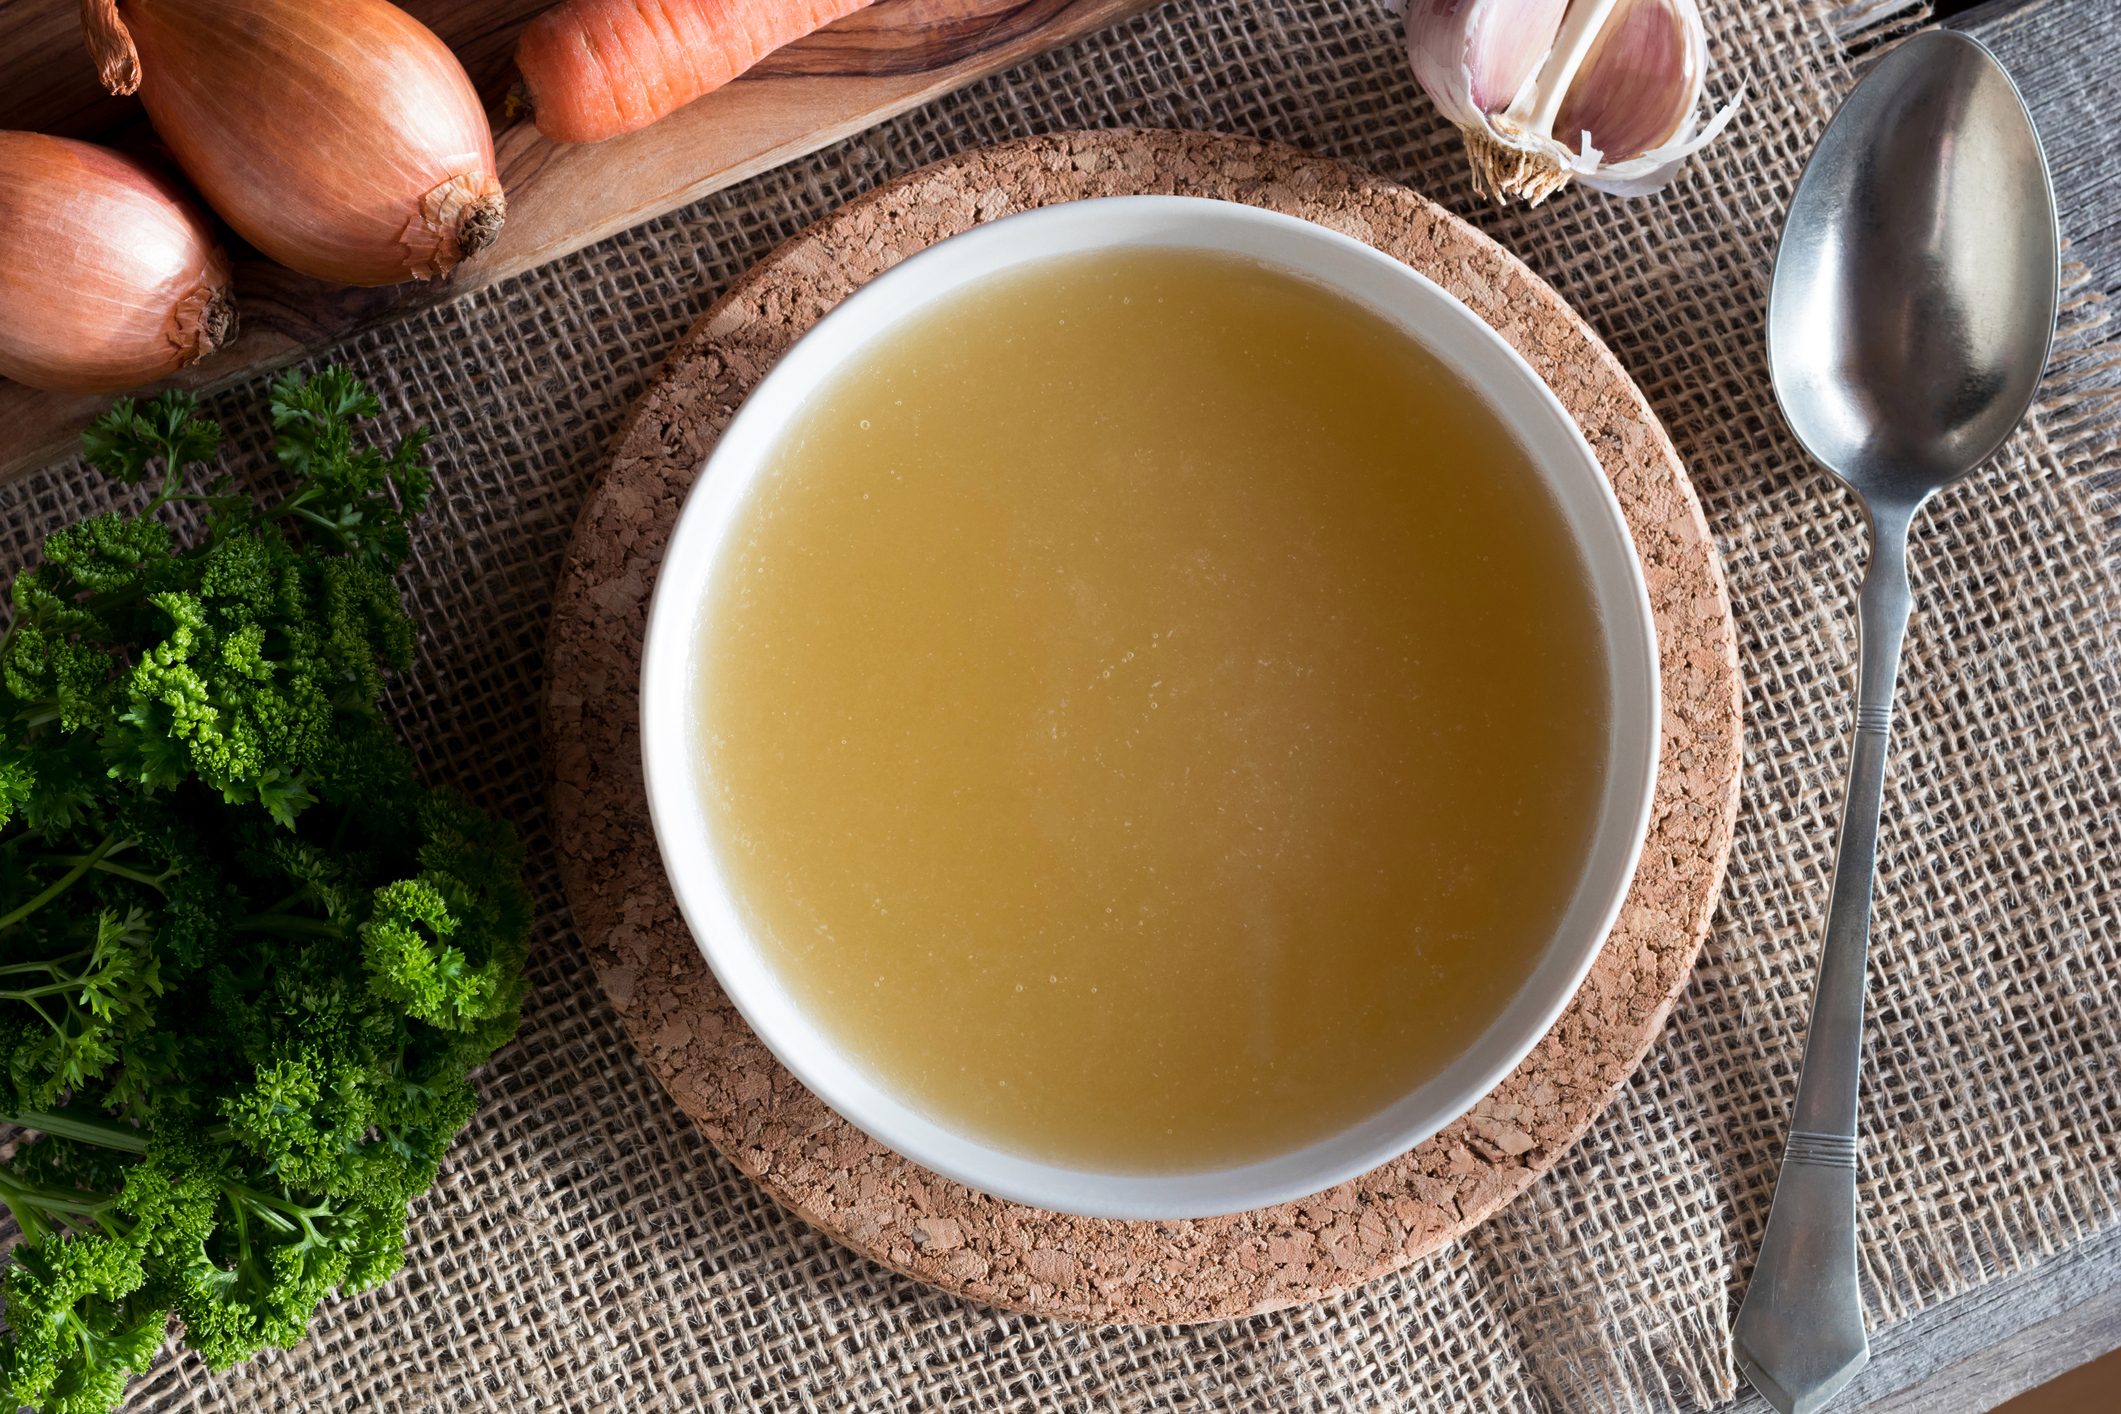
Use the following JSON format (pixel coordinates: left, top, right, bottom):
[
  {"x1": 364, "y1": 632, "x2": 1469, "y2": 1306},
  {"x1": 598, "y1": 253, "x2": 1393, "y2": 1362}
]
[{"x1": 693, "y1": 247, "x2": 1611, "y2": 1173}]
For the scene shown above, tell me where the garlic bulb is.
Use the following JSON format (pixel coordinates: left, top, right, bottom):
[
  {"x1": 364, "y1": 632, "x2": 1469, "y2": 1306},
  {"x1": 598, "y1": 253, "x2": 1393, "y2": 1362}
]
[{"x1": 1404, "y1": 0, "x2": 1742, "y2": 204}]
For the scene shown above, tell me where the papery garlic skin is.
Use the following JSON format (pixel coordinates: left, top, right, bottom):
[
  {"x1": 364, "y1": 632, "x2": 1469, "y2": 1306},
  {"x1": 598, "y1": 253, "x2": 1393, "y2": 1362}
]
[
  {"x1": 1406, "y1": 0, "x2": 1571, "y2": 131},
  {"x1": 1404, "y1": 0, "x2": 1741, "y2": 204}
]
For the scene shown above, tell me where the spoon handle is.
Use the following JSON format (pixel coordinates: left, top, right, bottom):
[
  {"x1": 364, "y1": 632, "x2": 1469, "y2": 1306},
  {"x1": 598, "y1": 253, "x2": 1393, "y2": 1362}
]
[{"x1": 1734, "y1": 503, "x2": 1915, "y2": 1414}]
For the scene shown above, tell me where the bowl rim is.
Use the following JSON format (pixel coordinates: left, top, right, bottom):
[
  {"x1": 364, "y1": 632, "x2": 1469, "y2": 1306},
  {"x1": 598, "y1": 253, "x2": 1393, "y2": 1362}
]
[{"x1": 638, "y1": 195, "x2": 1661, "y2": 1220}]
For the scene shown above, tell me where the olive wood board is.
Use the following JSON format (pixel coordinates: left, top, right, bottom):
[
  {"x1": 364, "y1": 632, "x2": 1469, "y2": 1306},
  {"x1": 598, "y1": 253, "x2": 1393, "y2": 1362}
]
[
  {"x1": 543, "y1": 128, "x2": 1745, "y2": 1323},
  {"x1": 0, "y1": 0, "x2": 1165, "y2": 485}
]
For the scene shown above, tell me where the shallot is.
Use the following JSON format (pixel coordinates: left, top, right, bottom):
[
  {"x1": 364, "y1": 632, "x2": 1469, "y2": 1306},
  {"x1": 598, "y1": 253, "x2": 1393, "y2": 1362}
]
[
  {"x1": 83, "y1": 0, "x2": 506, "y2": 286},
  {"x1": 0, "y1": 131, "x2": 234, "y2": 393}
]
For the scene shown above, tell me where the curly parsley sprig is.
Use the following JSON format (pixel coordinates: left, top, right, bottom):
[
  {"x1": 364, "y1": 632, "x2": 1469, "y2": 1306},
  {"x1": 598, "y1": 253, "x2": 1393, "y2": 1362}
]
[{"x1": 0, "y1": 371, "x2": 529, "y2": 1413}]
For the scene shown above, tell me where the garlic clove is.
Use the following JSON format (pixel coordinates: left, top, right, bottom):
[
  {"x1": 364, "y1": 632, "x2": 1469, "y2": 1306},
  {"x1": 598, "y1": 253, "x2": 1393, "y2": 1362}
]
[
  {"x1": 1552, "y1": 0, "x2": 1696, "y2": 163},
  {"x1": 1407, "y1": 0, "x2": 1573, "y2": 128},
  {"x1": 1402, "y1": 0, "x2": 1741, "y2": 205},
  {"x1": 1553, "y1": 0, "x2": 1702, "y2": 165}
]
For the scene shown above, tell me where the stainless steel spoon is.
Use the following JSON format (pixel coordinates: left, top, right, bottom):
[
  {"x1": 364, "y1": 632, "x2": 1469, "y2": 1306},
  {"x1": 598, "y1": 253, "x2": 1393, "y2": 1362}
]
[{"x1": 1732, "y1": 29, "x2": 2058, "y2": 1414}]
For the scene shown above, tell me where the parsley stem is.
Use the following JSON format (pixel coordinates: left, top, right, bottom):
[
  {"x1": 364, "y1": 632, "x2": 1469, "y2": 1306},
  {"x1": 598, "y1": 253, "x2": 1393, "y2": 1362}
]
[
  {"x1": 0, "y1": 957, "x2": 83, "y2": 979},
  {"x1": 0, "y1": 1165, "x2": 121, "y2": 1245},
  {"x1": 258, "y1": 488, "x2": 316, "y2": 524},
  {"x1": 0, "y1": 1106, "x2": 149, "y2": 1155},
  {"x1": 39, "y1": 851, "x2": 165, "y2": 892},
  {"x1": 290, "y1": 507, "x2": 344, "y2": 541},
  {"x1": 0, "y1": 835, "x2": 116, "y2": 932},
  {"x1": 90, "y1": 860, "x2": 167, "y2": 891},
  {"x1": 73, "y1": 578, "x2": 158, "y2": 620},
  {"x1": 22, "y1": 996, "x2": 63, "y2": 1043},
  {"x1": 0, "y1": 979, "x2": 97, "y2": 1001}
]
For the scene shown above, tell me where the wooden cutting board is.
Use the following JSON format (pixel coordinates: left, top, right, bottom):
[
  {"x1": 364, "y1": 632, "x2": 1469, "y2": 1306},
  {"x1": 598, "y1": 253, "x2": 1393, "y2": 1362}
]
[{"x1": 0, "y1": 0, "x2": 1165, "y2": 484}]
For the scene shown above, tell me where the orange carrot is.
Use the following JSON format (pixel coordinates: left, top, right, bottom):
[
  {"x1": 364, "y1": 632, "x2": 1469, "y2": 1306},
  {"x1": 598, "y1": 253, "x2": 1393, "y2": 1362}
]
[{"x1": 516, "y1": 0, "x2": 875, "y2": 145}]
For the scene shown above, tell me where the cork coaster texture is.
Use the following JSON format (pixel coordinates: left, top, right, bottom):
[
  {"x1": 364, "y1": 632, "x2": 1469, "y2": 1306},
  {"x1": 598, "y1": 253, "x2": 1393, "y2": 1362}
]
[{"x1": 544, "y1": 129, "x2": 1743, "y2": 1325}]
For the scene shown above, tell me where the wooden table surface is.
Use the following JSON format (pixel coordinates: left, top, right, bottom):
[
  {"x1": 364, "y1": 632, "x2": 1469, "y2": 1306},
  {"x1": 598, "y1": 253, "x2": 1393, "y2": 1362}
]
[
  {"x1": 0, "y1": 0, "x2": 2111, "y2": 1405},
  {"x1": 1723, "y1": 2, "x2": 2121, "y2": 1409}
]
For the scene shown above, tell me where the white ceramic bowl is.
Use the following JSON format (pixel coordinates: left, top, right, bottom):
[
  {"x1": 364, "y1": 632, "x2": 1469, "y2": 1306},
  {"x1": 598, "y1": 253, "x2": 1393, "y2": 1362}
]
[{"x1": 639, "y1": 196, "x2": 1660, "y2": 1220}]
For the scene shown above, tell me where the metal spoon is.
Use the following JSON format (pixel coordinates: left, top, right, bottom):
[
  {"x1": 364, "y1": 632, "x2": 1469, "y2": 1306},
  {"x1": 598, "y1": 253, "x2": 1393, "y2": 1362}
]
[{"x1": 1732, "y1": 29, "x2": 2058, "y2": 1414}]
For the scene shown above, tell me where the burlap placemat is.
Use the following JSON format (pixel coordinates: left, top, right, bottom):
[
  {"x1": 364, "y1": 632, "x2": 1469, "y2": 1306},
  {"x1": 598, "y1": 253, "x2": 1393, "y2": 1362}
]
[{"x1": 1, "y1": 0, "x2": 2114, "y2": 1409}]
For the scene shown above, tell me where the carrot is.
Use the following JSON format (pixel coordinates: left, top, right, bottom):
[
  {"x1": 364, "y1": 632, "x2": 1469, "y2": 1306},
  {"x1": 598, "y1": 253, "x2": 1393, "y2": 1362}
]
[{"x1": 516, "y1": 0, "x2": 875, "y2": 145}]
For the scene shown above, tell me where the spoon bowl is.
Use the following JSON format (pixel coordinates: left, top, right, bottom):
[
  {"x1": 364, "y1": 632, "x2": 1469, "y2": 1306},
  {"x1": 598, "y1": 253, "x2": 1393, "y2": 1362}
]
[
  {"x1": 1767, "y1": 29, "x2": 2058, "y2": 506},
  {"x1": 1735, "y1": 28, "x2": 2059, "y2": 1414}
]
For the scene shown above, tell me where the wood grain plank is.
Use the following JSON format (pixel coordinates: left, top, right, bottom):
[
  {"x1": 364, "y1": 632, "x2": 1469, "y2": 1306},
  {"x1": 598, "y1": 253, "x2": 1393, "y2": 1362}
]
[
  {"x1": 0, "y1": 0, "x2": 1164, "y2": 482},
  {"x1": 1711, "y1": 1222, "x2": 2121, "y2": 1414}
]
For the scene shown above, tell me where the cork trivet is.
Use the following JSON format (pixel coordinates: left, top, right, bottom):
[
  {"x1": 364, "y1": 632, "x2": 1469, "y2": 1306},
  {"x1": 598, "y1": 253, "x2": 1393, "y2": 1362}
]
[{"x1": 544, "y1": 129, "x2": 1743, "y2": 1324}]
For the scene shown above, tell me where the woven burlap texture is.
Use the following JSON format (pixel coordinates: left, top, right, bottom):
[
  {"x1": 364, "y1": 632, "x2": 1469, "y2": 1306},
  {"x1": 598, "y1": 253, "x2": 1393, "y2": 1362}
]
[{"x1": 2, "y1": 0, "x2": 2115, "y2": 1409}]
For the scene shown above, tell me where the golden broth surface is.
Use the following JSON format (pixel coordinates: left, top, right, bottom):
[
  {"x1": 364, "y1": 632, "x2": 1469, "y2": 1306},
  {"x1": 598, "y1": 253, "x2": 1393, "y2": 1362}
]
[{"x1": 696, "y1": 249, "x2": 1611, "y2": 1172}]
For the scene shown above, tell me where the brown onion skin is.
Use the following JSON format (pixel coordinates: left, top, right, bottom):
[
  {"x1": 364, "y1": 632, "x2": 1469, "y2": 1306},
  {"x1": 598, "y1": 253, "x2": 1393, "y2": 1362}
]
[
  {"x1": 87, "y1": 0, "x2": 505, "y2": 287},
  {"x1": 0, "y1": 131, "x2": 235, "y2": 394}
]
